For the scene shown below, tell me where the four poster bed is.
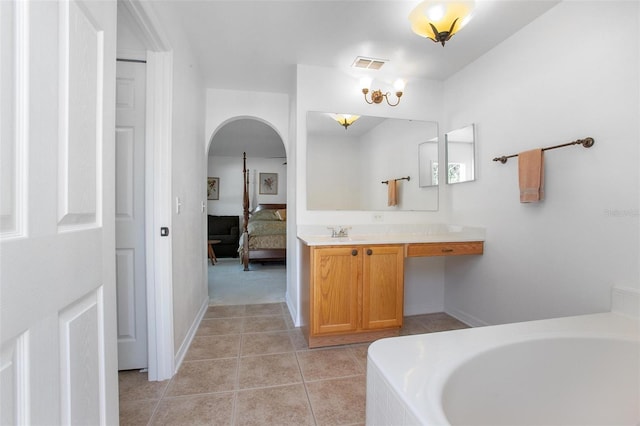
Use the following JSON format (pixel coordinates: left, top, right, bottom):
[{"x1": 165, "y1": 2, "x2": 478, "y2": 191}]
[{"x1": 240, "y1": 152, "x2": 287, "y2": 271}]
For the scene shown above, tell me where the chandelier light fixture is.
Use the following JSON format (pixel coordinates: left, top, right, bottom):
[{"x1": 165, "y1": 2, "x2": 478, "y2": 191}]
[
  {"x1": 361, "y1": 77, "x2": 405, "y2": 107},
  {"x1": 408, "y1": 0, "x2": 475, "y2": 46},
  {"x1": 331, "y1": 113, "x2": 360, "y2": 129}
]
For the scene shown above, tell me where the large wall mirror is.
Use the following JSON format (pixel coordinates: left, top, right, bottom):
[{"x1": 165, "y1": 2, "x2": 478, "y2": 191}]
[
  {"x1": 306, "y1": 111, "x2": 438, "y2": 211},
  {"x1": 445, "y1": 123, "x2": 476, "y2": 184}
]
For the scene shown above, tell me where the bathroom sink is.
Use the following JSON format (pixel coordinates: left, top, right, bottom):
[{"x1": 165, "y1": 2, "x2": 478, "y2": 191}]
[{"x1": 298, "y1": 235, "x2": 376, "y2": 244}]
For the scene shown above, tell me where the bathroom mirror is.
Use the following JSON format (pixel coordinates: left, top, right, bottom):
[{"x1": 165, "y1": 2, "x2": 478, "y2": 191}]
[
  {"x1": 418, "y1": 138, "x2": 438, "y2": 187},
  {"x1": 445, "y1": 123, "x2": 476, "y2": 184},
  {"x1": 306, "y1": 112, "x2": 438, "y2": 211}
]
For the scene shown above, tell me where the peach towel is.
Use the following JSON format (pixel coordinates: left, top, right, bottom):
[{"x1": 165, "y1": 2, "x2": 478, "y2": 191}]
[
  {"x1": 388, "y1": 179, "x2": 398, "y2": 206},
  {"x1": 518, "y1": 148, "x2": 544, "y2": 203}
]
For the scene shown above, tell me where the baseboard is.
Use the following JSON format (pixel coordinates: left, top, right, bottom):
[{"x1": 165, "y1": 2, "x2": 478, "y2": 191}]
[
  {"x1": 444, "y1": 306, "x2": 490, "y2": 328},
  {"x1": 173, "y1": 296, "x2": 209, "y2": 374},
  {"x1": 285, "y1": 290, "x2": 298, "y2": 327},
  {"x1": 611, "y1": 286, "x2": 640, "y2": 319},
  {"x1": 404, "y1": 301, "x2": 444, "y2": 317}
]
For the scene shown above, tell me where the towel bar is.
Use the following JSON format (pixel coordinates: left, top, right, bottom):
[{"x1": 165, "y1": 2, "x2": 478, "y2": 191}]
[
  {"x1": 493, "y1": 137, "x2": 594, "y2": 164},
  {"x1": 382, "y1": 176, "x2": 410, "y2": 184}
]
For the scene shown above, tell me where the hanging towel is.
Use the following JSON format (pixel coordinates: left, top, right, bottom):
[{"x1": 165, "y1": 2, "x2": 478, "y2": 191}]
[
  {"x1": 518, "y1": 149, "x2": 544, "y2": 203},
  {"x1": 388, "y1": 179, "x2": 398, "y2": 206}
]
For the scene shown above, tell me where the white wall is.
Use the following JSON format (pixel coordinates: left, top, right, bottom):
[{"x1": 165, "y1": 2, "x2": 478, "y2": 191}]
[
  {"x1": 296, "y1": 65, "x2": 447, "y2": 224},
  {"x1": 204, "y1": 89, "x2": 295, "y2": 315},
  {"x1": 442, "y1": 1, "x2": 640, "y2": 326},
  {"x1": 116, "y1": 6, "x2": 146, "y2": 56},
  {"x1": 296, "y1": 65, "x2": 448, "y2": 318},
  {"x1": 206, "y1": 155, "x2": 287, "y2": 216},
  {"x1": 151, "y1": 4, "x2": 208, "y2": 354}
]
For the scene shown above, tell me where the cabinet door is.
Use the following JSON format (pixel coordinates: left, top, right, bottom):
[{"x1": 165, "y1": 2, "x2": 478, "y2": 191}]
[
  {"x1": 362, "y1": 245, "x2": 404, "y2": 329},
  {"x1": 311, "y1": 246, "x2": 360, "y2": 335}
]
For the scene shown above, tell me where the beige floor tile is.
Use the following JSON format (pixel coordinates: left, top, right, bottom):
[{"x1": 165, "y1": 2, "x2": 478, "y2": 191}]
[
  {"x1": 238, "y1": 352, "x2": 302, "y2": 389},
  {"x1": 288, "y1": 329, "x2": 309, "y2": 351},
  {"x1": 296, "y1": 347, "x2": 364, "y2": 381},
  {"x1": 119, "y1": 307, "x2": 468, "y2": 425},
  {"x1": 119, "y1": 399, "x2": 158, "y2": 426},
  {"x1": 242, "y1": 315, "x2": 287, "y2": 333},
  {"x1": 419, "y1": 313, "x2": 469, "y2": 332},
  {"x1": 118, "y1": 370, "x2": 169, "y2": 401},
  {"x1": 399, "y1": 316, "x2": 429, "y2": 336},
  {"x1": 165, "y1": 358, "x2": 238, "y2": 396},
  {"x1": 149, "y1": 393, "x2": 234, "y2": 426},
  {"x1": 185, "y1": 334, "x2": 240, "y2": 361},
  {"x1": 283, "y1": 310, "x2": 295, "y2": 329},
  {"x1": 196, "y1": 317, "x2": 244, "y2": 336},
  {"x1": 240, "y1": 331, "x2": 294, "y2": 356},
  {"x1": 205, "y1": 304, "x2": 246, "y2": 318},
  {"x1": 244, "y1": 302, "x2": 283, "y2": 316},
  {"x1": 235, "y1": 384, "x2": 314, "y2": 426},
  {"x1": 348, "y1": 343, "x2": 370, "y2": 368},
  {"x1": 305, "y1": 375, "x2": 366, "y2": 426}
]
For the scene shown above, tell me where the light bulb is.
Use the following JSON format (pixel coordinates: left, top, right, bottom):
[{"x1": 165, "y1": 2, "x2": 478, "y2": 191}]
[{"x1": 426, "y1": 4, "x2": 444, "y2": 21}]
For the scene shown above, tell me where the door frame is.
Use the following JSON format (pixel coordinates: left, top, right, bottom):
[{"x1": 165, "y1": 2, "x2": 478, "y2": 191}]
[{"x1": 118, "y1": 0, "x2": 174, "y2": 381}]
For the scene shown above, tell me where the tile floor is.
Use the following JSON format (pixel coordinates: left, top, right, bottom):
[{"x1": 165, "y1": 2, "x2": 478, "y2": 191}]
[{"x1": 119, "y1": 303, "x2": 468, "y2": 426}]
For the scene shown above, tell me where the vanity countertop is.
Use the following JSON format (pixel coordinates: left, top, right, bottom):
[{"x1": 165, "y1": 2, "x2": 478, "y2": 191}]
[{"x1": 297, "y1": 224, "x2": 485, "y2": 246}]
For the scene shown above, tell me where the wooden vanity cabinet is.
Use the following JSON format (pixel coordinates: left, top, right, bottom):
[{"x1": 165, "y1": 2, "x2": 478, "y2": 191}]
[
  {"x1": 306, "y1": 244, "x2": 404, "y2": 348},
  {"x1": 405, "y1": 241, "x2": 483, "y2": 257}
]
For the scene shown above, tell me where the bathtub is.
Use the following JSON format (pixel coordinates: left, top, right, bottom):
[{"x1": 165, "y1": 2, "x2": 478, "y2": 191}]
[{"x1": 366, "y1": 312, "x2": 639, "y2": 425}]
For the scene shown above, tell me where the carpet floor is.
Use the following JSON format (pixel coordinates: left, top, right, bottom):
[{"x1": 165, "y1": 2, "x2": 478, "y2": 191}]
[{"x1": 208, "y1": 258, "x2": 286, "y2": 306}]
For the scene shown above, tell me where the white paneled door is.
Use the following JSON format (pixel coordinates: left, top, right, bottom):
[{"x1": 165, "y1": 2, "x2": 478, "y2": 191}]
[
  {"x1": 0, "y1": 0, "x2": 119, "y2": 424},
  {"x1": 115, "y1": 60, "x2": 148, "y2": 370}
]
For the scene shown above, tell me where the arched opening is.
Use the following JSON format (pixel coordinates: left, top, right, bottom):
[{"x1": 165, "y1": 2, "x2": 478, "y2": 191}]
[{"x1": 206, "y1": 117, "x2": 287, "y2": 305}]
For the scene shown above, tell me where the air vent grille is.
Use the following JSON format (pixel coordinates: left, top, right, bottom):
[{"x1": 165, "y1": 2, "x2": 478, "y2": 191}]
[{"x1": 352, "y1": 56, "x2": 387, "y2": 70}]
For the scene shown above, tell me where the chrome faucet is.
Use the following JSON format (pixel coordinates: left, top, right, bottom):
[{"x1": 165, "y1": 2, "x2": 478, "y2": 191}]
[{"x1": 328, "y1": 226, "x2": 351, "y2": 238}]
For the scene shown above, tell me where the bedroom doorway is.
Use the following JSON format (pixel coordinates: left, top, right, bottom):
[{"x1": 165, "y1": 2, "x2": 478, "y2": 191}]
[{"x1": 206, "y1": 117, "x2": 287, "y2": 305}]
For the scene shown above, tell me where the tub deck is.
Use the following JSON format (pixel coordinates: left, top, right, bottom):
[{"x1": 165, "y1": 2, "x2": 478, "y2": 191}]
[{"x1": 366, "y1": 312, "x2": 639, "y2": 425}]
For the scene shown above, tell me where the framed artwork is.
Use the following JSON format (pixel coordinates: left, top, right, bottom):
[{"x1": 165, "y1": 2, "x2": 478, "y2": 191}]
[
  {"x1": 207, "y1": 177, "x2": 219, "y2": 200},
  {"x1": 259, "y1": 173, "x2": 278, "y2": 195}
]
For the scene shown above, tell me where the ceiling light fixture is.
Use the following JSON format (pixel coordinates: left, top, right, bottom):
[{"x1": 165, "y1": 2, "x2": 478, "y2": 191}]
[
  {"x1": 361, "y1": 77, "x2": 405, "y2": 107},
  {"x1": 331, "y1": 113, "x2": 360, "y2": 129},
  {"x1": 409, "y1": 0, "x2": 475, "y2": 46}
]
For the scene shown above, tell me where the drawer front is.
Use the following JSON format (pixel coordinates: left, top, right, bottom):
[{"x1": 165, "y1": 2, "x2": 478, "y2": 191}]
[{"x1": 405, "y1": 241, "x2": 484, "y2": 257}]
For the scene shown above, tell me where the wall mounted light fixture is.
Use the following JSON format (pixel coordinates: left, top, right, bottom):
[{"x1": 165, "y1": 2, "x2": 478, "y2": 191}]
[
  {"x1": 409, "y1": 0, "x2": 475, "y2": 46},
  {"x1": 361, "y1": 77, "x2": 405, "y2": 107},
  {"x1": 331, "y1": 113, "x2": 360, "y2": 129}
]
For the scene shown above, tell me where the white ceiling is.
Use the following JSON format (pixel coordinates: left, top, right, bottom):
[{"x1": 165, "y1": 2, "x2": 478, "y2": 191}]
[{"x1": 154, "y1": 0, "x2": 560, "y2": 157}]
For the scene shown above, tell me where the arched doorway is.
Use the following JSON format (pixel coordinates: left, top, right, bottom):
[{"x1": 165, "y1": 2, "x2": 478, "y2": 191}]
[{"x1": 206, "y1": 117, "x2": 287, "y2": 305}]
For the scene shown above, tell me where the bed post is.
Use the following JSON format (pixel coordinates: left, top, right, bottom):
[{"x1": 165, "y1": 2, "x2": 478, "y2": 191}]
[{"x1": 242, "y1": 152, "x2": 250, "y2": 271}]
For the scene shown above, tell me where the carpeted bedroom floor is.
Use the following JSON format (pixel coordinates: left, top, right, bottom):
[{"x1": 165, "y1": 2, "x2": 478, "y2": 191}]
[{"x1": 207, "y1": 257, "x2": 286, "y2": 306}]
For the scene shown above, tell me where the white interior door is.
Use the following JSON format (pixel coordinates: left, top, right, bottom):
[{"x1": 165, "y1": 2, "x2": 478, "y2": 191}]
[
  {"x1": 115, "y1": 60, "x2": 148, "y2": 370},
  {"x1": 0, "y1": 0, "x2": 119, "y2": 423}
]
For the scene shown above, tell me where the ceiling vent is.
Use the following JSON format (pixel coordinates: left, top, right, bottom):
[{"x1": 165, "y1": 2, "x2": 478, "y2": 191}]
[{"x1": 352, "y1": 56, "x2": 387, "y2": 70}]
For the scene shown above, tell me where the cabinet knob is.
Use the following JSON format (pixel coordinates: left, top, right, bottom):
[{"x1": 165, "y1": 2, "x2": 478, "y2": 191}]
[
  {"x1": 351, "y1": 249, "x2": 358, "y2": 256},
  {"x1": 366, "y1": 249, "x2": 373, "y2": 256}
]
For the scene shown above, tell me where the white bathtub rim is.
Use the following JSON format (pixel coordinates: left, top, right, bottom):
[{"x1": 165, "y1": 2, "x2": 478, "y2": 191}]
[
  {"x1": 367, "y1": 311, "x2": 640, "y2": 426},
  {"x1": 431, "y1": 334, "x2": 639, "y2": 425}
]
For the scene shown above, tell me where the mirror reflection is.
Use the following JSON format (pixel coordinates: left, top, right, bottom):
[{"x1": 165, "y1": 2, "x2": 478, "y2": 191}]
[
  {"x1": 446, "y1": 124, "x2": 476, "y2": 184},
  {"x1": 306, "y1": 112, "x2": 438, "y2": 211},
  {"x1": 419, "y1": 138, "x2": 438, "y2": 187}
]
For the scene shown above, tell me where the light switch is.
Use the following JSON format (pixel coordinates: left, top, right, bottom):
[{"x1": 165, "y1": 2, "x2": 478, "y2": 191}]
[{"x1": 175, "y1": 197, "x2": 182, "y2": 214}]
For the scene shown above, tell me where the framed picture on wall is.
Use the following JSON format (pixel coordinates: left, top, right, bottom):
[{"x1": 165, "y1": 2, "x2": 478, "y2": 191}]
[
  {"x1": 259, "y1": 173, "x2": 278, "y2": 195},
  {"x1": 207, "y1": 177, "x2": 220, "y2": 200}
]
